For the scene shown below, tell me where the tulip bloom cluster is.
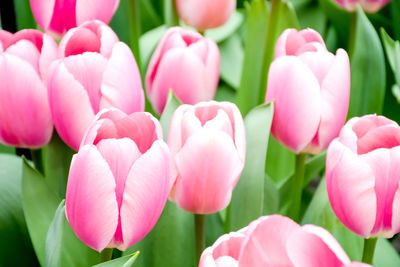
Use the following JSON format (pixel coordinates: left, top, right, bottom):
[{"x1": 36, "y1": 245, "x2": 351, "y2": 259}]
[
  {"x1": 334, "y1": 0, "x2": 391, "y2": 13},
  {"x1": 200, "y1": 215, "x2": 370, "y2": 267}
]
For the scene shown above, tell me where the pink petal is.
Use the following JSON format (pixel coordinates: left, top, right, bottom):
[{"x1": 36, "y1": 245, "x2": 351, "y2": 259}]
[
  {"x1": 351, "y1": 115, "x2": 397, "y2": 140},
  {"x1": 40, "y1": 34, "x2": 59, "y2": 82},
  {"x1": 47, "y1": 0, "x2": 78, "y2": 35},
  {"x1": 356, "y1": 125, "x2": 400, "y2": 155},
  {"x1": 29, "y1": 0, "x2": 56, "y2": 31},
  {"x1": 100, "y1": 42, "x2": 144, "y2": 113},
  {"x1": 9, "y1": 29, "x2": 43, "y2": 51},
  {"x1": 238, "y1": 215, "x2": 300, "y2": 266},
  {"x1": 65, "y1": 145, "x2": 118, "y2": 252},
  {"x1": 63, "y1": 53, "x2": 108, "y2": 113},
  {"x1": 326, "y1": 140, "x2": 376, "y2": 238},
  {"x1": 48, "y1": 61, "x2": 95, "y2": 150},
  {"x1": 0, "y1": 30, "x2": 13, "y2": 49},
  {"x1": 64, "y1": 27, "x2": 101, "y2": 57},
  {"x1": 76, "y1": 0, "x2": 120, "y2": 26},
  {"x1": 0, "y1": 54, "x2": 52, "y2": 147},
  {"x1": 4, "y1": 40, "x2": 40, "y2": 72},
  {"x1": 265, "y1": 56, "x2": 321, "y2": 153},
  {"x1": 120, "y1": 140, "x2": 170, "y2": 249},
  {"x1": 287, "y1": 225, "x2": 350, "y2": 266},
  {"x1": 173, "y1": 130, "x2": 242, "y2": 214}
]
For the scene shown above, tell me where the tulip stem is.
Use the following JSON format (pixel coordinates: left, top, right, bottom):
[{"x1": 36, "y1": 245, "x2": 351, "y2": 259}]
[
  {"x1": 30, "y1": 149, "x2": 44, "y2": 175},
  {"x1": 194, "y1": 214, "x2": 206, "y2": 264},
  {"x1": 128, "y1": 0, "x2": 142, "y2": 72},
  {"x1": 224, "y1": 204, "x2": 231, "y2": 233},
  {"x1": 362, "y1": 237, "x2": 377, "y2": 265},
  {"x1": 289, "y1": 153, "x2": 307, "y2": 222},
  {"x1": 99, "y1": 248, "x2": 114, "y2": 263}
]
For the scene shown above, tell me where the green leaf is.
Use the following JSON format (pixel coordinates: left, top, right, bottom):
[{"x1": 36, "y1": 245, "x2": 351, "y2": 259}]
[
  {"x1": 348, "y1": 7, "x2": 386, "y2": 118},
  {"x1": 390, "y1": 0, "x2": 400, "y2": 40},
  {"x1": 381, "y1": 28, "x2": 400, "y2": 84},
  {"x1": 236, "y1": 0, "x2": 269, "y2": 115},
  {"x1": 45, "y1": 200, "x2": 65, "y2": 267},
  {"x1": 392, "y1": 84, "x2": 400, "y2": 103},
  {"x1": 13, "y1": 0, "x2": 37, "y2": 30},
  {"x1": 205, "y1": 213, "x2": 224, "y2": 247},
  {"x1": 265, "y1": 136, "x2": 295, "y2": 184},
  {"x1": 93, "y1": 252, "x2": 140, "y2": 267},
  {"x1": 374, "y1": 238, "x2": 400, "y2": 267},
  {"x1": 0, "y1": 144, "x2": 15, "y2": 154},
  {"x1": 263, "y1": 174, "x2": 279, "y2": 214},
  {"x1": 205, "y1": 11, "x2": 245, "y2": 43},
  {"x1": 124, "y1": 201, "x2": 195, "y2": 267},
  {"x1": 160, "y1": 91, "x2": 182, "y2": 141},
  {"x1": 215, "y1": 84, "x2": 236, "y2": 103},
  {"x1": 0, "y1": 154, "x2": 38, "y2": 266},
  {"x1": 219, "y1": 33, "x2": 244, "y2": 89},
  {"x1": 230, "y1": 102, "x2": 274, "y2": 231}
]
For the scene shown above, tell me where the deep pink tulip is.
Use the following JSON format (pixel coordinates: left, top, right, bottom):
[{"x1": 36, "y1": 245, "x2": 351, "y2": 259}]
[
  {"x1": 168, "y1": 101, "x2": 245, "y2": 214},
  {"x1": 65, "y1": 108, "x2": 170, "y2": 252},
  {"x1": 0, "y1": 29, "x2": 56, "y2": 148},
  {"x1": 326, "y1": 115, "x2": 400, "y2": 238},
  {"x1": 266, "y1": 28, "x2": 350, "y2": 154},
  {"x1": 335, "y1": 0, "x2": 390, "y2": 13},
  {"x1": 175, "y1": 0, "x2": 236, "y2": 30},
  {"x1": 48, "y1": 20, "x2": 144, "y2": 151},
  {"x1": 200, "y1": 215, "x2": 371, "y2": 267},
  {"x1": 146, "y1": 27, "x2": 220, "y2": 114},
  {"x1": 30, "y1": 0, "x2": 120, "y2": 36}
]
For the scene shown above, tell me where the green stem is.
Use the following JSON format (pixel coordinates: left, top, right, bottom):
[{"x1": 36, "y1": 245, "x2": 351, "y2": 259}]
[
  {"x1": 99, "y1": 248, "x2": 114, "y2": 263},
  {"x1": 30, "y1": 149, "x2": 44, "y2": 175},
  {"x1": 258, "y1": 0, "x2": 283, "y2": 104},
  {"x1": 289, "y1": 153, "x2": 307, "y2": 222},
  {"x1": 164, "y1": 0, "x2": 179, "y2": 27},
  {"x1": 348, "y1": 11, "x2": 357, "y2": 59},
  {"x1": 224, "y1": 204, "x2": 231, "y2": 233},
  {"x1": 362, "y1": 238, "x2": 377, "y2": 265},
  {"x1": 194, "y1": 214, "x2": 206, "y2": 264},
  {"x1": 128, "y1": 0, "x2": 142, "y2": 72}
]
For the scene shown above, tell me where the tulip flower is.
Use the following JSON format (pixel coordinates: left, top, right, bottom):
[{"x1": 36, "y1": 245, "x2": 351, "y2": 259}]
[
  {"x1": 48, "y1": 20, "x2": 144, "y2": 151},
  {"x1": 65, "y1": 108, "x2": 170, "y2": 252},
  {"x1": 175, "y1": 0, "x2": 236, "y2": 30},
  {"x1": 326, "y1": 114, "x2": 400, "y2": 239},
  {"x1": 334, "y1": 0, "x2": 390, "y2": 13},
  {"x1": 145, "y1": 27, "x2": 220, "y2": 115},
  {"x1": 30, "y1": 0, "x2": 120, "y2": 36},
  {"x1": 265, "y1": 28, "x2": 350, "y2": 154},
  {"x1": 168, "y1": 101, "x2": 245, "y2": 214},
  {"x1": 200, "y1": 215, "x2": 371, "y2": 267},
  {"x1": 0, "y1": 29, "x2": 57, "y2": 148}
]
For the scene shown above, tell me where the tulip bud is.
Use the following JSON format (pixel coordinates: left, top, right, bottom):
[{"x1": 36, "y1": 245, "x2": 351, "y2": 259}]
[
  {"x1": 175, "y1": 0, "x2": 236, "y2": 30},
  {"x1": 200, "y1": 215, "x2": 371, "y2": 267},
  {"x1": 48, "y1": 20, "x2": 144, "y2": 150},
  {"x1": 266, "y1": 28, "x2": 350, "y2": 154},
  {"x1": 145, "y1": 27, "x2": 220, "y2": 114},
  {"x1": 65, "y1": 108, "x2": 171, "y2": 252},
  {"x1": 326, "y1": 115, "x2": 400, "y2": 239},
  {"x1": 168, "y1": 101, "x2": 245, "y2": 214},
  {"x1": 0, "y1": 29, "x2": 57, "y2": 148},
  {"x1": 29, "y1": 0, "x2": 120, "y2": 36},
  {"x1": 334, "y1": 0, "x2": 390, "y2": 13}
]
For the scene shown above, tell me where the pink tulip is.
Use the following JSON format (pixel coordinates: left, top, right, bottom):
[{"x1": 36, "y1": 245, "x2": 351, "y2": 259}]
[
  {"x1": 175, "y1": 0, "x2": 236, "y2": 30},
  {"x1": 65, "y1": 108, "x2": 170, "y2": 252},
  {"x1": 0, "y1": 29, "x2": 57, "y2": 148},
  {"x1": 168, "y1": 101, "x2": 245, "y2": 214},
  {"x1": 145, "y1": 27, "x2": 220, "y2": 114},
  {"x1": 200, "y1": 215, "x2": 371, "y2": 267},
  {"x1": 334, "y1": 0, "x2": 390, "y2": 13},
  {"x1": 265, "y1": 28, "x2": 350, "y2": 154},
  {"x1": 30, "y1": 0, "x2": 120, "y2": 36},
  {"x1": 326, "y1": 114, "x2": 400, "y2": 238},
  {"x1": 48, "y1": 20, "x2": 144, "y2": 151}
]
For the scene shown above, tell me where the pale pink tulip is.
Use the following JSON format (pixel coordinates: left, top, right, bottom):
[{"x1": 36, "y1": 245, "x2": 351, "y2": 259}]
[
  {"x1": 65, "y1": 108, "x2": 170, "y2": 252},
  {"x1": 146, "y1": 27, "x2": 220, "y2": 114},
  {"x1": 175, "y1": 0, "x2": 236, "y2": 30},
  {"x1": 266, "y1": 28, "x2": 350, "y2": 154},
  {"x1": 0, "y1": 29, "x2": 57, "y2": 148},
  {"x1": 326, "y1": 114, "x2": 400, "y2": 238},
  {"x1": 335, "y1": 0, "x2": 390, "y2": 13},
  {"x1": 48, "y1": 20, "x2": 144, "y2": 151},
  {"x1": 30, "y1": 0, "x2": 120, "y2": 36},
  {"x1": 168, "y1": 101, "x2": 245, "y2": 214},
  {"x1": 200, "y1": 215, "x2": 371, "y2": 267}
]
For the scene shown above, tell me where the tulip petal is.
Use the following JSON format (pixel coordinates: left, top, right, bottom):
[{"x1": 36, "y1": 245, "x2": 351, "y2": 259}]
[
  {"x1": 65, "y1": 145, "x2": 118, "y2": 252},
  {"x1": 173, "y1": 130, "x2": 242, "y2": 214},
  {"x1": 265, "y1": 56, "x2": 321, "y2": 153},
  {"x1": 0, "y1": 54, "x2": 52, "y2": 147},
  {"x1": 48, "y1": 0, "x2": 78, "y2": 34},
  {"x1": 356, "y1": 125, "x2": 400, "y2": 155},
  {"x1": 48, "y1": 61, "x2": 95, "y2": 150},
  {"x1": 5, "y1": 40, "x2": 40, "y2": 72},
  {"x1": 64, "y1": 27, "x2": 101, "y2": 57},
  {"x1": 238, "y1": 215, "x2": 299, "y2": 266},
  {"x1": 40, "y1": 34, "x2": 59, "y2": 82},
  {"x1": 0, "y1": 30, "x2": 13, "y2": 49},
  {"x1": 120, "y1": 140, "x2": 170, "y2": 249},
  {"x1": 326, "y1": 140, "x2": 376, "y2": 238},
  {"x1": 29, "y1": 0, "x2": 56, "y2": 31},
  {"x1": 76, "y1": 0, "x2": 120, "y2": 25},
  {"x1": 100, "y1": 42, "x2": 144, "y2": 113}
]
